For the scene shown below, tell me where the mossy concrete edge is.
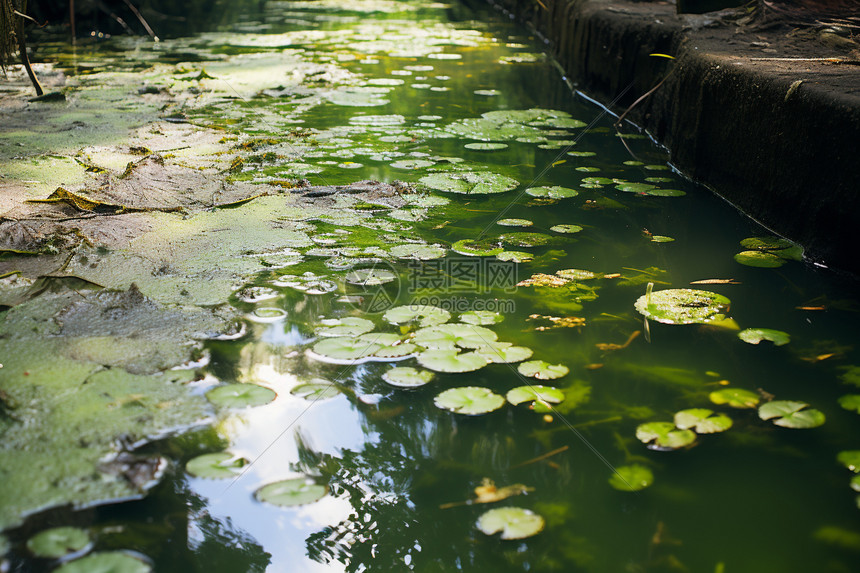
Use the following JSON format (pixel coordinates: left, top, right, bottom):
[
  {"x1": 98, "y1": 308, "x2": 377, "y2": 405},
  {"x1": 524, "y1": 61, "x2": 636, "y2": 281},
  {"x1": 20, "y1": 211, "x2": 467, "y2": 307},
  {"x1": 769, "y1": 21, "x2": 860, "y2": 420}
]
[{"x1": 488, "y1": 0, "x2": 860, "y2": 275}]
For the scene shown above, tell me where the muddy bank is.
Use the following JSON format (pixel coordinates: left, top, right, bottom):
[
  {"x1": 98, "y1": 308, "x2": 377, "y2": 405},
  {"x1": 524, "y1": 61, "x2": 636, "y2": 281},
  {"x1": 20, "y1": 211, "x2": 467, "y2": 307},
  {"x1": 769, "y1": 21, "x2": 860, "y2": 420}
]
[{"x1": 488, "y1": 0, "x2": 860, "y2": 275}]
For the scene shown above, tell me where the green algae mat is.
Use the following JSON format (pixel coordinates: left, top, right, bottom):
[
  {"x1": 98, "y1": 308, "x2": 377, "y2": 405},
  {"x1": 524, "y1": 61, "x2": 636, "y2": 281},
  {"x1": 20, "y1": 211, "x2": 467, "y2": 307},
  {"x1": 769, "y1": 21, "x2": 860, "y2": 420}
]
[{"x1": 1, "y1": 1, "x2": 859, "y2": 571}]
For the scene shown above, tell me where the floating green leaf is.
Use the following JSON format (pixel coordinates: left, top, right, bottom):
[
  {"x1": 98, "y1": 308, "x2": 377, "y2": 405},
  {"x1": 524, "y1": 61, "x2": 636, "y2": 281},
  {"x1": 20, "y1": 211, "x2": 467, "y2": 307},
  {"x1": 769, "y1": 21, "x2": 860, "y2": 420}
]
[
  {"x1": 452, "y1": 239, "x2": 504, "y2": 257},
  {"x1": 206, "y1": 383, "x2": 276, "y2": 408},
  {"x1": 255, "y1": 477, "x2": 327, "y2": 507},
  {"x1": 417, "y1": 349, "x2": 489, "y2": 373},
  {"x1": 709, "y1": 388, "x2": 760, "y2": 409},
  {"x1": 615, "y1": 182, "x2": 655, "y2": 193},
  {"x1": 550, "y1": 224, "x2": 583, "y2": 234},
  {"x1": 419, "y1": 171, "x2": 518, "y2": 195},
  {"x1": 758, "y1": 400, "x2": 825, "y2": 429},
  {"x1": 476, "y1": 507, "x2": 544, "y2": 540},
  {"x1": 382, "y1": 367, "x2": 435, "y2": 388},
  {"x1": 734, "y1": 251, "x2": 785, "y2": 268},
  {"x1": 186, "y1": 452, "x2": 247, "y2": 479},
  {"x1": 636, "y1": 422, "x2": 697, "y2": 451},
  {"x1": 311, "y1": 337, "x2": 383, "y2": 362},
  {"x1": 517, "y1": 360, "x2": 569, "y2": 380},
  {"x1": 291, "y1": 381, "x2": 340, "y2": 400},
  {"x1": 609, "y1": 465, "x2": 654, "y2": 492},
  {"x1": 674, "y1": 408, "x2": 733, "y2": 434},
  {"x1": 738, "y1": 328, "x2": 790, "y2": 346},
  {"x1": 838, "y1": 394, "x2": 860, "y2": 414},
  {"x1": 837, "y1": 451, "x2": 860, "y2": 472},
  {"x1": 435, "y1": 386, "x2": 504, "y2": 415},
  {"x1": 459, "y1": 310, "x2": 504, "y2": 325},
  {"x1": 316, "y1": 317, "x2": 375, "y2": 338},
  {"x1": 496, "y1": 251, "x2": 534, "y2": 262},
  {"x1": 389, "y1": 243, "x2": 447, "y2": 260},
  {"x1": 383, "y1": 304, "x2": 451, "y2": 327},
  {"x1": 635, "y1": 288, "x2": 731, "y2": 325},
  {"x1": 499, "y1": 232, "x2": 557, "y2": 247},
  {"x1": 56, "y1": 552, "x2": 152, "y2": 573},
  {"x1": 506, "y1": 385, "x2": 564, "y2": 407},
  {"x1": 497, "y1": 218, "x2": 533, "y2": 227},
  {"x1": 650, "y1": 235, "x2": 674, "y2": 243},
  {"x1": 525, "y1": 186, "x2": 578, "y2": 199},
  {"x1": 555, "y1": 269, "x2": 598, "y2": 281},
  {"x1": 414, "y1": 323, "x2": 498, "y2": 350},
  {"x1": 465, "y1": 142, "x2": 508, "y2": 150},
  {"x1": 344, "y1": 268, "x2": 397, "y2": 286},
  {"x1": 476, "y1": 343, "x2": 533, "y2": 363},
  {"x1": 27, "y1": 527, "x2": 90, "y2": 558}
]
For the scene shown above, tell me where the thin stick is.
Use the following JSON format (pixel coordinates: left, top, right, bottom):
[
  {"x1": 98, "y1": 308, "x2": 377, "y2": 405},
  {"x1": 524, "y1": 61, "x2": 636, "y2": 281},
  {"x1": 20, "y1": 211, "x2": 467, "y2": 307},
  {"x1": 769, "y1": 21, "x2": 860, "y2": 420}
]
[
  {"x1": 70, "y1": 0, "x2": 76, "y2": 46},
  {"x1": 15, "y1": 2, "x2": 43, "y2": 96},
  {"x1": 509, "y1": 445, "x2": 569, "y2": 469},
  {"x1": 120, "y1": 0, "x2": 158, "y2": 41},
  {"x1": 615, "y1": 67, "x2": 674, "y2": 128}
]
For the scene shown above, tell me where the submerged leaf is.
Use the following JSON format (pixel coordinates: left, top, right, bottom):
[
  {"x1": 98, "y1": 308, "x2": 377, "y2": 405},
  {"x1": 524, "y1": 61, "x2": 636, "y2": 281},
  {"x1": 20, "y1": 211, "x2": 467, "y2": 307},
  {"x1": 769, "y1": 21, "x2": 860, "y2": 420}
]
[
  {"x1": 27, "y1": 527, "x2": 90, "y2": 558},
  {"x1": 738, "y1": 328, "x2": 790, "y2": 346},
  {"x1": 476, "y1": 507, "x2": 545, "y2": 540},
  {"x1": 636, "y1": 422, "x2": 696, "y2": 451},
  {"x1": 609, "y1": 464, "x2": 654, "y2": 492},
  {"x1": 709, "y1": 388, "x2": 760, "y2": 409},
  {"x1": 434, "y1": 386, "x2": 504, "y2": 415},
  {"x1": 758, "y1": 400, "x2": 825, "y2": 429},
  {"x1": 255, "y1": 477, "x2": 327, "y2": 507},
  {"x1": 56, "y1": 552, "x2": 152, "y2": 573},
  {"x1": 838, "y1": 394, "x2": 860, "y2": 414}
]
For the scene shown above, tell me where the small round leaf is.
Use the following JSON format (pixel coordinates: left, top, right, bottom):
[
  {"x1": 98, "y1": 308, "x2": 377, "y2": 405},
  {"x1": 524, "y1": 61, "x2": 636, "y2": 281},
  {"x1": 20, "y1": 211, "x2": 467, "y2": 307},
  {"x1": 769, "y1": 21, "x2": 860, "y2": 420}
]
[
  {"x1": 758, "y1": 400, "x2": 825, "y2": 429},
  {"x1": 609, "y1": 464, "x2": 654, "y2": 492},
  {"x1": 476, "y1": 507, "x2": 545, "y2": 540},
  {"x1": 27, "y1": 527, "x2": 90, "y2": 558},
  {"x1": 517, "y1": 360, "x2": 569, "y2": 380},
  {"x1": 255, "y1": 477, "x2": 327, "y2": 507},
  {"x1": 434, "y1": 386, "x2": 505, "y2": 415},
  {"x1": 206, "y1": 384, "x2": 276, "y2": 408},
  {"x1": 186, "y1": 452, "x2": 247, "y2": 479}
]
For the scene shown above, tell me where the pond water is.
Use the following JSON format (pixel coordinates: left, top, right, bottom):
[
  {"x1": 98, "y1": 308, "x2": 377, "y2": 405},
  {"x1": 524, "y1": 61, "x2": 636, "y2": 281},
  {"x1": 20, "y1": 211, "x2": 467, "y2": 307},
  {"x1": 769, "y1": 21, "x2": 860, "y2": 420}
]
[{"x1": 2, "y1": 1, "x2": 860, "y2": 572}]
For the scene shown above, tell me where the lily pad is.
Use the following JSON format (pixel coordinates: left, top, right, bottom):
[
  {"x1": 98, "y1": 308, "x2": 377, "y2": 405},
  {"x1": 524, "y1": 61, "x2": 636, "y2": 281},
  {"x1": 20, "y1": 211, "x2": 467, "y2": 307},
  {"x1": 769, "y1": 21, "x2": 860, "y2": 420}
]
[
  {"x1": 383, "y1": 304, "x2": 451, "y2": 327},
  {"x1": 650, "y1": 235, "x2": 674, "y2": 243},
  {"x1": 673, "y1": 408, "x2": 733, "y2": 434},
  {"x1": 635, "y1": 288, "x2": 731, "y2": 325},
  {"x1": 476, "y1": 507, "x2": 545, "y2": 540},
  {"x1": 555, "y1": 269, "x2": 598, "y2": 280},
  {"x1": 419, "y1": 171, "x2": 518, "y2": 195},
  {"x1": 373, "y1": 342, "x2": 420, "y2": 359},
  {"x1": 476, "y1": 344, "x2": 533, "y2": 363},
  {"x1": 55, "y1": 552, "x2": 152, "y2": 573},
  {"x1": 382, "y1": 367, "x2": 435, "y2": 388},
  {"x1": 185, "y1": 452, "x2": 247, "y2": 479},
  {"x1": 417, "y1": 349, "x2": 489, "y2": 373},
  {"x1": 635, "y1": 422, "x2": 697, "y2": 451},
  {"x1": 497, "y1": 218, "x2": 533, "y2": 227},
  {"x1": 345, "y1": 268, "x2": 398, "y2": 286},
  {"x1": 496, "y1": 251, "x2": 534, "y2": 263},
  {"x1": 499, "y1": 232, "x2": 556, "y2": 248},
  {"x1": 311, "y1": 337, "x2": 383, "y2": 362},
  {"x1": 435, "y1": 386, "x2": 505, "y2": 415},
  {"x1": 838, "y1": 394, "x2": 860, "y2": 414},
  {"x1": 758, "y1": 400, "x2": 825, "y2": 429},
  {"x1": 739, "y1": 237, "x2": 803, "y2": 260},
  {"x1": 709, "y1": 388, "x2": 760, "y2": 409},
  {"x1": 734, "y1": 251, "x2": 785, "y2": 268},
  {"x1": 27, "y1": 527, "x2": 91, "y2": 558},
  {"x1": 290, "y1": 381, "x2": 341, "y2": 400},
  {"x1": 389, "y1": 243, "x2": 447, "y2": 260},
  {"x1": 255, "y1": 477, "x2": 327, "y2": 507},
  {"x1": 524, "y1": 186, "x2": 578, "y2": 199},
  {"x1": 206, "y1": 383, "x2": 276, "y2": 408},
  {"x1": 517, "y1": 360, "x2": 569, "y2": 380},
  {"x1": 459, "y1": 310, "x2": 504, "y2": 325},
  {"x1": 838, "y1": 451, "x2": 860, "y2": 472},
  {"x1": 452, "y1": 239, "x2": 504, "y2": 257},
  {"x1": 738, "y1": 328, "x2": 790, "y2": 346},
  {"x1": 506, "y1": 385, "x2": 564, "y2": 407},
  {"x1": 550, "y1": 224, "x2": 583, "y2": 234},
  {"x1": 465, "y1": 142, "x2": 508, "y2": 150},
  {"x1": 414, "y1": 323, "x2": 498, "y2": 349},
  {"x1": 608, "y1": 464, "x2": 654, "y2": 492},
  {"x1": 316, "y1": 317, "x2": 375, "y2": 338}
]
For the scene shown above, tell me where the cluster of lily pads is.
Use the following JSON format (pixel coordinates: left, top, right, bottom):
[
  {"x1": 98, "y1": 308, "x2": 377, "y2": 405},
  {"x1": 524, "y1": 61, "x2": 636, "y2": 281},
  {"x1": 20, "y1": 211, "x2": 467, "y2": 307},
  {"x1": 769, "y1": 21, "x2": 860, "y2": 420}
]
[
  {"x1": 18, "y1": 525, "x2": 150, "y2": 572},
  {"x1": 734, "y1": 236, "x2": 803, "y2": 268}
]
